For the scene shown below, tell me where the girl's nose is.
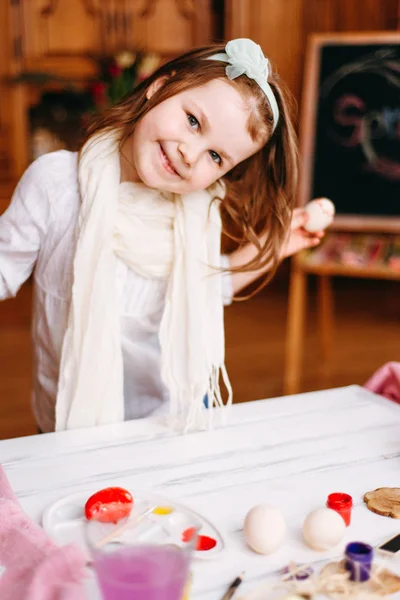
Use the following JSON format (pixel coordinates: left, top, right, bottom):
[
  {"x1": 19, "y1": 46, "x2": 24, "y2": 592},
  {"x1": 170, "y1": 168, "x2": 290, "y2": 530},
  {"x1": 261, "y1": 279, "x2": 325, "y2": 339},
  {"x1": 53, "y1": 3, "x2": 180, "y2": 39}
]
[{"x1": 178, "y1": 141, "x2": 201, "y2": 168}]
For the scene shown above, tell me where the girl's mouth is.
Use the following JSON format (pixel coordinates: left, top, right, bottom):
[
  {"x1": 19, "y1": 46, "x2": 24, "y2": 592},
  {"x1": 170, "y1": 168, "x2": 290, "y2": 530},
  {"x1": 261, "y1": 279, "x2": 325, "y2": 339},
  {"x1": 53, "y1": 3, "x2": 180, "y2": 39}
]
[{"x1": 159, "y1": 144, "x2": 180, "y2": 177}]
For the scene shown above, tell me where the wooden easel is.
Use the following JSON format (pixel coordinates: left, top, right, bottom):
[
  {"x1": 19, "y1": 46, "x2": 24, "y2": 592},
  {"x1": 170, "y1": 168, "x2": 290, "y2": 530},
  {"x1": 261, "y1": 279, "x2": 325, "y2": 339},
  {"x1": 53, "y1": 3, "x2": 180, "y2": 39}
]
[
  {"x1": 283, "y1": 248, "x2": 400, "y2": 395},
  {"x1": 284, "y1": 259, "x2": 332, "y2": 396},
  {"x1": 283, "y1": 32, "x2": 400, "y2": 395}
]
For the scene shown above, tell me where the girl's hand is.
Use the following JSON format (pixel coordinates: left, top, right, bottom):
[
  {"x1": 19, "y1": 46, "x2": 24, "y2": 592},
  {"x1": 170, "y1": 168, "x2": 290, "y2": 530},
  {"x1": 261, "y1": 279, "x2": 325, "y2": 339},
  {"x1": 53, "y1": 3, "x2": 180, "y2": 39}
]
[{"x1": 281, "y1": 208, "x2": 324, "y2": 260}]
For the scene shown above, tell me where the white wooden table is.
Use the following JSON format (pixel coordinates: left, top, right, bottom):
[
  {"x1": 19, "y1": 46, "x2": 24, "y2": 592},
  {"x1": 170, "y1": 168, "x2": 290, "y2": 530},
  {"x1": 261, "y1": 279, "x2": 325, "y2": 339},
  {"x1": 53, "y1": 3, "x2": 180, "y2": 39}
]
[{"x1": 2, "y1": 385, "x2": 400, "y2": 598}]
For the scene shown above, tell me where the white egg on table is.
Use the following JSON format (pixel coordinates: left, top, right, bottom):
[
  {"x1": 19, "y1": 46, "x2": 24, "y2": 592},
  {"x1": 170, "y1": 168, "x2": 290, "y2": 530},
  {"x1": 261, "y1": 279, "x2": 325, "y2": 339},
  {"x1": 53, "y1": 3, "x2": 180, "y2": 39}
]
[
  {"x1": 302, "y1": 507, "x2": 345, "y2": 551},
  {"x1": 304, "y1": 198, "x2": 335, "y2": 233},
  {"x1": 244, "y1": 504, "x2": 286, "y2": 555}
]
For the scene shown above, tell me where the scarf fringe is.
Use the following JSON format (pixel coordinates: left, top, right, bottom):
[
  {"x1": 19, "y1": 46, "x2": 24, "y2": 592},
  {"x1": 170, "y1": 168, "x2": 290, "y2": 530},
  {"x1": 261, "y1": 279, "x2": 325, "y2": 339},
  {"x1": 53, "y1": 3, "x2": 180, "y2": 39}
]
[{"x1": 166, "y1": 363, "x2": 233, "y2": 433}]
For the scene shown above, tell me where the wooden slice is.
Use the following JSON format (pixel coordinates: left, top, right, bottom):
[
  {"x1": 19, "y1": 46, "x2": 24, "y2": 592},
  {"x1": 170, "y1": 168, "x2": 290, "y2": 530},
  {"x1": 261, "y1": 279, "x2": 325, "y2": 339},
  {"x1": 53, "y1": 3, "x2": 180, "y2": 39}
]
[{"x1": 364, "y1": 488, "x2": 400, "y2": 518}]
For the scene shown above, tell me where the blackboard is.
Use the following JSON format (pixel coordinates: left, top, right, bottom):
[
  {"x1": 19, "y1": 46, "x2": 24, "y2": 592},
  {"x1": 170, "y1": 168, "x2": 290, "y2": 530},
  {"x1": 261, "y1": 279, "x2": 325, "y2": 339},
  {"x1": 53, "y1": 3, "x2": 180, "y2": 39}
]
[{"x1": 299, "y1": 33, "x2": 400, "y2": 232}]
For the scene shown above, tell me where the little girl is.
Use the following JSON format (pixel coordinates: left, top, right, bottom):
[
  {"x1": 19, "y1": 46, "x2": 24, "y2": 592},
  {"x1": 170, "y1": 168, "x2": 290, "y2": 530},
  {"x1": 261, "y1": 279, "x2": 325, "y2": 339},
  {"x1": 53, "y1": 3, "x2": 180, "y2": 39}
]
[{"x1": 0, "y1": 39, "x2": 321, "y2": 433}]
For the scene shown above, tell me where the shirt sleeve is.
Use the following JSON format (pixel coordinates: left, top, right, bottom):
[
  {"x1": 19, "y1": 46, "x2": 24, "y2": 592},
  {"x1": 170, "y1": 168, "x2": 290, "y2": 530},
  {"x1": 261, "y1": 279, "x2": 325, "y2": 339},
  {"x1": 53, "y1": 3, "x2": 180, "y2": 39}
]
[
  {"x1": 0, "y1": 158, "x2": 52, "y2": 299},
  {"x1": 220, "y1": 254, "x2": 233, "y2": 306}
]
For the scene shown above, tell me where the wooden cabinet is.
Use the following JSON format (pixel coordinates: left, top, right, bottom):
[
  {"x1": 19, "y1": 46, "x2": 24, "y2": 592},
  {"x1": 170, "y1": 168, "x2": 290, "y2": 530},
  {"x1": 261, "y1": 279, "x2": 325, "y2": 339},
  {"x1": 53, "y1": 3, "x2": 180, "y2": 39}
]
[
  {"x1": 0, "y1": 0, "x2": 219, "y2": 197},
  {"x1": 17, "y1": 0, "x2": 214, "y2": 75}
]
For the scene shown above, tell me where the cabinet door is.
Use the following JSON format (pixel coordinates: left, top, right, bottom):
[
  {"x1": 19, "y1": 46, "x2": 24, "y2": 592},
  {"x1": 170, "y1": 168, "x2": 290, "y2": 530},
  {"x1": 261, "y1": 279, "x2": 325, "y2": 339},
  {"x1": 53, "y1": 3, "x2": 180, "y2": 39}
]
[
  {"x1": 22, "y1": 0, "x2": 103, "y2": 57},
  {"x1": 19, "y1": 0, "x2": 101, "y2": 76},
  {"x1": 125, "y1": 0, "x2": 213, "y2": 56}
]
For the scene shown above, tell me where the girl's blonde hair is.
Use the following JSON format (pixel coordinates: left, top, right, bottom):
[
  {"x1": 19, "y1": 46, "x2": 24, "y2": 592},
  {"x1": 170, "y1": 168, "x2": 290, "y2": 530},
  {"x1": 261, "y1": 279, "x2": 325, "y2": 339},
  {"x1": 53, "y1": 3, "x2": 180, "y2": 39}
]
[{"x1": 83, "y1": 44, "x2": 298, "y2": 294}]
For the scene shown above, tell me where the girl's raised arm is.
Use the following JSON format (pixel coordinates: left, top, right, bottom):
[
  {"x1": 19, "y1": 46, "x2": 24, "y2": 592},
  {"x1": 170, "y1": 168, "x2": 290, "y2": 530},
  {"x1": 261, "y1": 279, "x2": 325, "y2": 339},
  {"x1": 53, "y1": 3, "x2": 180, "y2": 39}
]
[{"x1": 228, "y1": 208, "x2": 323, "y2": 296}]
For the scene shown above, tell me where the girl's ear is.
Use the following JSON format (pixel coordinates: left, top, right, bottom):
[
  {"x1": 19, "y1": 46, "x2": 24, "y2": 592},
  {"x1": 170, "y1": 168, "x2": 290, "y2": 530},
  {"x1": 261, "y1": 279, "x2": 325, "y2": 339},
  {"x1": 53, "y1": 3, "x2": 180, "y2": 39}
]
[{"x1": 146, "y1": 75, "x2": 169, "y2": 100}]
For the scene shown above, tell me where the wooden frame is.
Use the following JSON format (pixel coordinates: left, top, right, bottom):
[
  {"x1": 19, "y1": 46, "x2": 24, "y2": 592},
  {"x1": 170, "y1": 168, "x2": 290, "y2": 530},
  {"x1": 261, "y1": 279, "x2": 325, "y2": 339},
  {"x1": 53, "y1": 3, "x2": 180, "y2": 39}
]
[{"x1": 298, "y1": 31, "x2": 400, "y2": 233}]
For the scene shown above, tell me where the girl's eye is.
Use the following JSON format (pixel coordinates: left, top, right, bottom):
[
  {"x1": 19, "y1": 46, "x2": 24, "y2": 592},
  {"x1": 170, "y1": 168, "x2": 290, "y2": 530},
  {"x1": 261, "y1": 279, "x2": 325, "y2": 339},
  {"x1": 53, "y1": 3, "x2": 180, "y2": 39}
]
[
  {"x1": 209, "y1": 150, "x2": 222, "y2": 165},
  {"x1": 187, "y1": 114, "x2": 199, "y2": 129}
]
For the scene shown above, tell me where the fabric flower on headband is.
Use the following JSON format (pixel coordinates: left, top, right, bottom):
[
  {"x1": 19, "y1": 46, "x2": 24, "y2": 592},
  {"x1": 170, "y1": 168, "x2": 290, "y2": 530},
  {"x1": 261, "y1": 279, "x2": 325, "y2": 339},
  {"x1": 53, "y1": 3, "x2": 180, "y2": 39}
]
[
  {"x1": 209, "y1": 38, "x2": 279, "y2": 131},
  {"x1": 223, "y1": 39, "x2": 271, "y2": 84}
]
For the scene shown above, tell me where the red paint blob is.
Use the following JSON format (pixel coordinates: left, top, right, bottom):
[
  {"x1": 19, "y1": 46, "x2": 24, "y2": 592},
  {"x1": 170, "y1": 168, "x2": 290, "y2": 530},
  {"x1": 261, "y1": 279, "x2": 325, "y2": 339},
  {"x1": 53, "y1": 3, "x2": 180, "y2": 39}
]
[
  {"x1": 182, "y1": 527, "x2": 196, "y2": 543},
  {"x1": 196, "y1": 535, "x2": 217, "y2": 551},
  {"x1": 84, "y1": 487, "x2": 133, "y2": 524},
  {"x1": 181, "y1": 529, "x2": 217, "y2": 551}
]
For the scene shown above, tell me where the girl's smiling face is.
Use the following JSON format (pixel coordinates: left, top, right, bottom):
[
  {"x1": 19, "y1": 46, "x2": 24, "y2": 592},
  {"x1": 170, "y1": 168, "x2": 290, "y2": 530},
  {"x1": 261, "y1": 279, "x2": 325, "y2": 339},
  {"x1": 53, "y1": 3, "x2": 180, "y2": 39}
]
[{"x1": 121, "y1": 78, "x2": 266, "y2": 193}]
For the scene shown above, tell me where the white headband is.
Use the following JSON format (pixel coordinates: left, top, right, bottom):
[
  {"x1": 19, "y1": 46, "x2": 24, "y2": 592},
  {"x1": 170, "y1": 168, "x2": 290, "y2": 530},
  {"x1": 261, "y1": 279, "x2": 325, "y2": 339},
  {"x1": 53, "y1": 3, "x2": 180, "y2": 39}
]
[{"x1": 208, "y1": 38, "x2": 279, "y2": 132}]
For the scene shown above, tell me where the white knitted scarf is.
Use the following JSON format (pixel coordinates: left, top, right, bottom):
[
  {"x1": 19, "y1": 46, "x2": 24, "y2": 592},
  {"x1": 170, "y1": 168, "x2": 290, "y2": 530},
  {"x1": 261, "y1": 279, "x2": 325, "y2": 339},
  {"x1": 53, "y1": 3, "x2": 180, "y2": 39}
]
[{"x1": 56, "y1": 131, "x2": 232, "y2": 431}]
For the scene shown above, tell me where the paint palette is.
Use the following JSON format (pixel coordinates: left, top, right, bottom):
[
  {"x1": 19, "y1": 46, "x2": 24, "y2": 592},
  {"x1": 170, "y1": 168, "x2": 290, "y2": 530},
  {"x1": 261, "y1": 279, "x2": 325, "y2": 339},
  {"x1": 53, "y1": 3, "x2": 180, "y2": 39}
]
[{"x1": 42, "y1": 490, "x2": 224, "y2": 560}]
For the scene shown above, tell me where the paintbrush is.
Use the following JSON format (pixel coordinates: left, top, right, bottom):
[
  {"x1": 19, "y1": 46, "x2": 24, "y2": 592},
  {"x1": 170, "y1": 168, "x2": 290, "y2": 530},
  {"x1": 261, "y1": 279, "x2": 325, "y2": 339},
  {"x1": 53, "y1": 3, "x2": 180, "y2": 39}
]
[{"x1": 220, "y1": 572, "x2": 245, "y2": 600}]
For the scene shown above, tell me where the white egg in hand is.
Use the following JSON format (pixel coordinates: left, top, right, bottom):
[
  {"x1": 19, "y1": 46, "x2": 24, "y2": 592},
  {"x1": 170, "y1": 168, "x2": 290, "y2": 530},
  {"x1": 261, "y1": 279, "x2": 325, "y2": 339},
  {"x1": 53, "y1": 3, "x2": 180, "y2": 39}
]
[
  {"x1": 244, "y1": 504, "x2": 286, "y2": 555},
  {"x1": 302, "y1": 507, "x2": 345, "y2": 551},
  {"x1": 304, "y1": 198, "x2": 335, "y2": 233}
]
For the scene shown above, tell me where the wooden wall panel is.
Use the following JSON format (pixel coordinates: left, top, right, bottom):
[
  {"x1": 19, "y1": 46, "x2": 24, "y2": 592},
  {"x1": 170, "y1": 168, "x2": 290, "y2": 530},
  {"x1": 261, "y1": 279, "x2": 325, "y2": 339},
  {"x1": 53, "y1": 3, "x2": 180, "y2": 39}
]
[
  {"x1": 226, "y1": 0, "x2": 306, "y2": 106},
  {"x1": 304, "y1": 0, "x2": 337, "y2": 33},
  {"x1": 334, "y1": 0, "x2": 398, "y2": 31},
  {"x1": 304, "y1": 0, "x2": 399, "y2": 34},
  {"x1": 226, "y1": 0, "x2": 400, "y2": 107}
]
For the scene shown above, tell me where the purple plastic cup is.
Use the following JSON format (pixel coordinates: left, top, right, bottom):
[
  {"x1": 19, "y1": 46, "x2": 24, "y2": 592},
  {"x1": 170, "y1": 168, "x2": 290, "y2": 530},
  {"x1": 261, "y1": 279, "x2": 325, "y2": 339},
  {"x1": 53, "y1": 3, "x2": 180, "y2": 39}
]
[{"x1": 345, "y1": 541, "x2": 373, "y2": 582}]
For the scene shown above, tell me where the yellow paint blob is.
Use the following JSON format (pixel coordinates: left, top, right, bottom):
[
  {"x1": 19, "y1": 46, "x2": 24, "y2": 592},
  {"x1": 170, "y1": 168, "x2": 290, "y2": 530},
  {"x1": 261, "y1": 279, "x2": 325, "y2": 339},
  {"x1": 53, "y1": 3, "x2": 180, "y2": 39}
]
[{"x1": 152, "y1": 505, "x2": 174, "y2": 515}]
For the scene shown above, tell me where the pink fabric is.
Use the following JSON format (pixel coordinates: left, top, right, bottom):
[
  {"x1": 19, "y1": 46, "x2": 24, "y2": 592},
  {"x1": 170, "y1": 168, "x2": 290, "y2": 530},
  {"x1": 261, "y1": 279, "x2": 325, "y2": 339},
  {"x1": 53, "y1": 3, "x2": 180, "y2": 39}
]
[
  {"x1": 0, "y1": 465, "x2": 87, "y2": 600},
  {"x1": 364, "y1": 361, "x2": 400, "y2": 404}
]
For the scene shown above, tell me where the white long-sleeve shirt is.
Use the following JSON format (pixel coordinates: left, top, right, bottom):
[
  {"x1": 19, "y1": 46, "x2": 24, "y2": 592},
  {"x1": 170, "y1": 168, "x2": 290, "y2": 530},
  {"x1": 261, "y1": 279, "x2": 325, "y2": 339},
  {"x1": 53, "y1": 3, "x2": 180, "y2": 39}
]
[{"x1": 0, "y1": 151, "x2": 233, "y2": 432}]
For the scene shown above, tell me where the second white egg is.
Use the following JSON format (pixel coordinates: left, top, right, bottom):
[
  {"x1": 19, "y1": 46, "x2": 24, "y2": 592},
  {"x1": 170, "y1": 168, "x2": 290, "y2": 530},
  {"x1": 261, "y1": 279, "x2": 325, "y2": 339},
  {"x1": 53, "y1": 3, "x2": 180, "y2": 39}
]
[{"x1": 302, "y1": 507, "x2": 345, "y2": 551}]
